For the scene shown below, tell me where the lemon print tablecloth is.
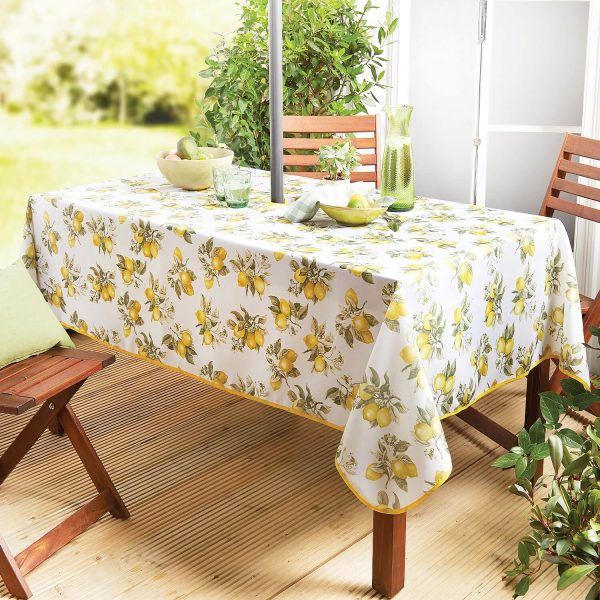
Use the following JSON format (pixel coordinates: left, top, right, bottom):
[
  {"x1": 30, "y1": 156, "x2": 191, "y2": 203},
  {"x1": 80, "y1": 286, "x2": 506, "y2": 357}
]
[{"x1": 20, "y1": 170, "x2": 589, "y2": 514}]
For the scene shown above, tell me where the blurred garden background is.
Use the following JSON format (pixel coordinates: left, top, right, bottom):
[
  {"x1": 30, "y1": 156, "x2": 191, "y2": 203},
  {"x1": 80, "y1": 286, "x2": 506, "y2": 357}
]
[
  {"x1": 0, "y1": 0, "x2": 394, "y2": 266},
  {"x1": 0, "y1": 0, "x2": 238, "y2": 266}
]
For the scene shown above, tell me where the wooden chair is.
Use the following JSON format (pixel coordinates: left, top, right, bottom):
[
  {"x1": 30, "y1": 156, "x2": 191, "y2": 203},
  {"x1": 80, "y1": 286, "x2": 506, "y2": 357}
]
[
  {"x1": 0, "y1": 347, "x2": 129, "y2": 599},
  {"x1": 282, "y1": 115, "x2": 380, "y2": 185},
  {"x1": 536, "y1": 133, "x2": 600, "y2": 399}
]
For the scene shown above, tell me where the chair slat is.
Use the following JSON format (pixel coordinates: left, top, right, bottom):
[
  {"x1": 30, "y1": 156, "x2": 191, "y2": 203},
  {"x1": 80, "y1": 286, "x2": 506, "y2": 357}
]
[
  {"x1": 0, "y1": 356, "x2": 70, "y2": 394},
  {"x1": 290, "y1": 171, "x2": 378, "y2": 183},
  {"x1": 15, "y1": 360, "x2": 103, "y2": 403},
  {"x1": 283, "y1": 115, "x2": 376, "y2": 133},
  {"x1": 46, "y1": 347, "x2": 115, "y2": 368},
  {"x1": 564, "y1": 134, "x2": 600, "y2": 160},
  {"x1": 0, "y1": 354, "x2": 57, "y2": 385},
  {"x1": 552, "y1": 178, "x2": 600, "y2": 202},
  {"x1": 545, "y1": 196, "x2": 600, "y2": 222},
  {"x1": 283, "y1": 137, "x2": 376, "y2": 150},
  {"x1": 558, "y1": 158, "x2": 600, "y2": 181},
  {"x1": 0, "y1": 393, "x2": 36, "y2": 415},
  {"x1": 283, "y1": 154, "x2": 377, "y2": 167}
]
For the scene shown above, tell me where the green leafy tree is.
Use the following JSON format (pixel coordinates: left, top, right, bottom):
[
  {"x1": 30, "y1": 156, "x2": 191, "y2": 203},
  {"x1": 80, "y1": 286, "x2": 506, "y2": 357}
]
[{"x1": 198, "y1": 0, "x2": 397, "y2": 168}]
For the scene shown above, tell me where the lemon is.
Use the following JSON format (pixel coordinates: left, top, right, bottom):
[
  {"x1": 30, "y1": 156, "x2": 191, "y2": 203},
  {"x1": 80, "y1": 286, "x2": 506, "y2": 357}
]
[
  {"x1": 123, "y1": 257, "x2": 135, "y2": 273},
  {"x1": 386, "y1": 301, "x2": 407, "y2": 320},
  {"x1": 271, "y1": 377, "x2": 282, "y2": 390},
  {"x1": 351, "y1": 265, "x2": 366, "y2": 277},
  {"x1": 496, "y1": 337, "x2": 506, "y2": 354},
  {"x1": 504, "y1": 338, "x2": 514, "y2": 355},
  {"x1": 50, "y1": 293, "x2": 60, "y2": 307},
  {"x1": 304, "y1": 334, "x2": 318, "y2": 349},
  {"x1": 416, "y1": 332, "x2": 429, "y2": 349},
  {"x1": 433, "y1": 373, "x2": 446, "y2": 392},
  {"x1": 513, "y1": 299, "x2": 525, "y2": 316},
  {"x1": 391, "y1": 460, "x2": 408, "y2": 479},
  {"x1": 400, "y1": 345, "x2": 417, "y2": 365},
  {"x1": 173, "y1": 247, "x2": 183, "y2": 262},
  {"x1": 176, "y1": 341, "x2": 186, "y2": 357},
  {"x1": 123, "y1": 325, "x2": 131, "y2": 338},
  {"x1": 142, "y1": 242, "x2": 152, "y2": 257},
  {"x1": 274, "y1": 251, "x2": 285, "y2": 261},
  {"x1": 244, "y1": 331, "x2": 256, "y2": 349},
  {"x1": 60, "y1": 266, "x2": 68, "y2": 278},
  {"x1": 68, "y1": 235, "x2": 75, "y2": 248},
  {"x1": 352, "y1": 315, "x2": 370, "y2": 333},
  {"x1": 145, "y1": 287, "x2": 155, "y2": 301},
  {"x1": 304, "y1": 281, "x2": 315, "y2": 300},
  {"x1": 279, "y1": 299, "x2": 291, "y2": 317},
  {"x1": 211, "y1": 256, "x2": 223, "y2": 271},
  {"x1": 129, "y1": 307, "x2": 139, "y2": 322},
  {"x1": 254, "y1": 276, "x2": 266, "y2": 295},
  {"x1": 359, "y1": 384, "x2": 373, "y2": 401},
  {"x1": 237, "y1": 271, "x2": 249, "y2": 287},
  {"x1": 150, "y1": 241, "x2": 159, "y2": 258},
  {"x1": 152, "y1": 306, "x2": 161, "y2": 321},
  {"x1": 365, "y1": 465, "x2": 383, "y2": 480},
  {"x1": 294, "y1": 269, "x2": 307, "y2": 284},
  {"x1": 406, "y1": 463, "x2": 418, "y2": 478},
  {"x1": 515, "y1": 276, "x2": 526, "y2": 292},
  {"x1": 314, "y1": 354, "x2": 326, "y2": 372},
  {"x1": 101, "y1": 287, "x2": 111, "y2": 302},
  {"x1": 279, "y1": 357, "x2": 293, "y2": 373},
  {"x1": 104, "y1": 237, "x2": 113, "y2": 253},
  {"x1": 551, "y1": 306, "x2": 564, "y2": 325},
  {"x1": 347, "y1": 193, "x2": 370, "y2": 208},
  {"x1": 566, "y1": 287, "x2": 579, "y2": 303},
  {"x1": 181, "y1": 331, "x2": 193, "y2": 347},
  {"x1": 443, "y1": 376, "x2": 455, "y2": 394},
  {"x1": 376, "y1": 407, "x2": 392, "y2": 428},
  {"x1": 234, "y1": 323, "x2": 246, "y2": 339},
  {"x1": 275, "y1": 313, "x2": 288, "y2": 330},
  {"x1": 196, "y1": 310, "x2": 206, "y2": 325},
  {"x1": 215, "y1": 247, "x2": 227, "y2": 260},
  {"x1": 454, "y1": 332, "x2": 463, "y2": 350},
  {"x1": 255, "y1": 330, "x2": 265, "y2": 347},
  {"x1": 134, "y1": 230, "x2": 145, "y2": 244},
  {"x1": 453, "y1": 307, "x2": 462, "y2": 324},
  {"x1": 420, "y1": 344, "x2": 433, "y2": 360},
  {"x1": 204, "y1": 277, "x2": 214, "y2": 290},
  {"x1": 122, "y1": 269, "x2": 132, "y2": 284},
  {"x1": 486, "y1": 312, "x2": 495, "y2": 327},
  {"x1": 345, "y1": 394, "x2": 354, "y2": 410},
  {"x1": 175, "y1": 227, "x2": 186, "y2": 237},
  {"x1": 284, "y1": 349, "x2": 298, "y2": 362},
  {"x1": 416, "y1": 369, "x2": 427, "y2": 389},
  {"x1": 359, "y1": 329, "x2": 374, "y2": 344},
  {"x1": 93, "y1": 232, "x2": 101, "y2": 247},
  {"x1": 431, "y1": 417, "x2": 442, "y2": 437},
  {"x1": 345, "y1": 288, "x2": 359, "y2": 306},
  {"x1": 67, "y1": 284, "x2": 75, "y2": 297},
  {"x1": 203, "y1": 330, "x2": 213, "y2": 345},
  {"x1": 362, "y1": 402, "x2": 379, "y2": 421},
  {"x1": 414, "y1": 422, "x2": 433, "y2": 442}
]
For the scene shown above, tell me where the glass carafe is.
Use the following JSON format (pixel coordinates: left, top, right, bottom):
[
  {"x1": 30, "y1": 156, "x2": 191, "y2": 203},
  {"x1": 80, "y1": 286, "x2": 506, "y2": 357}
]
[{"x1": 381, "y1": 105, "x2": 414, "y2": 211}]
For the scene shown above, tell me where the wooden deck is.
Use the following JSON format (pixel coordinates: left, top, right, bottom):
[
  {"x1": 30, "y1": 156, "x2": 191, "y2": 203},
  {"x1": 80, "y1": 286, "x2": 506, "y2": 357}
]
[{"x1": 0, "y1": 334, "x2": 592, "y2": 599}]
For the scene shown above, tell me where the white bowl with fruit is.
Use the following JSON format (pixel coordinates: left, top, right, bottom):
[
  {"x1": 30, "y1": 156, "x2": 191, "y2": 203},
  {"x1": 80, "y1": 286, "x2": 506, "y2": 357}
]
[{"x1": 156, "y1": 136, "x2": 234, "y2": 190}]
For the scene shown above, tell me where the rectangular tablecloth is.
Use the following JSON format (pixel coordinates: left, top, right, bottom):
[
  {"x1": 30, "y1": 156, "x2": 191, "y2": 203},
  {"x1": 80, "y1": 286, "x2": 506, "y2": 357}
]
[{"x1": 20, "y1": 169, "x2": 589, "y2": 513}]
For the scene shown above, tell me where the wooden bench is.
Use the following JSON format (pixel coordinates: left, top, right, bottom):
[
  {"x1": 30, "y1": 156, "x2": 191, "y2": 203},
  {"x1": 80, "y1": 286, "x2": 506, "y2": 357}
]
[{"x1": 0, "y1": 347, "x2": 129, "y2": 599}]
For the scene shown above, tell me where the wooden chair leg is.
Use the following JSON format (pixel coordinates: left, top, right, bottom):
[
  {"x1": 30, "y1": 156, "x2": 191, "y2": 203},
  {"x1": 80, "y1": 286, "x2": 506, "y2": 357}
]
[
  {"x1": 58, "y1": 404, "x2": 129, "y2": 520},
  {"x1": 0, "y1": 385, "x2": 81, "y2": 485},
  {"x1": 372, "y1": 512, "x2": 406, "y2": 598},
  {"x1": 0, "y1": 535, "x2": 31, "y2": 599},
  {"x1": 526, "y1": 360, "x2": 550, "y2": 482}
]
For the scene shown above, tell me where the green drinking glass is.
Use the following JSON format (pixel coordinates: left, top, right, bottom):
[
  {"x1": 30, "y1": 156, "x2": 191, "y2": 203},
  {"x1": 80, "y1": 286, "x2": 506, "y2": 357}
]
[{"x1": 223, "y1": 171, "x2": 252, "y2": 208}]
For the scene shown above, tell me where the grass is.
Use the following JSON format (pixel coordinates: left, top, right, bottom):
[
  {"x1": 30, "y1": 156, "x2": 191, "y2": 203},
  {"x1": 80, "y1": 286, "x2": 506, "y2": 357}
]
[{"x1": 0, "y1": 112, "x2": 184, "y2": 266}]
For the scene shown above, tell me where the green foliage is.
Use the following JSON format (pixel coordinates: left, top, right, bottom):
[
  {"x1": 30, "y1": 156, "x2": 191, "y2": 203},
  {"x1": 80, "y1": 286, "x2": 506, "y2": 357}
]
[
  {"x1": 318, "y1": 141, "x2": 361, "y2": 180},
  {"x1": 198, "y1": 0, "x2": 397, "y2": 168},
  {"x1": 492, "y1": 328, "x2": 600, "y2": 598}
]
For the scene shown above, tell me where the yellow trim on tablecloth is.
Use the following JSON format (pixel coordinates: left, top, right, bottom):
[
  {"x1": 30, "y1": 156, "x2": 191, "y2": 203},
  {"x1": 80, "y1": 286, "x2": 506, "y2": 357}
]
[
  {"x1": 64, "y1": 322, "x2": 591, "y2": 517},
  {"x1": 335, "y1": 459, "x2": 451, "y2": 515},
  {"x1": 62, "y1": 322, "x2": 345, "y2": 433},
  {"x1": 439, "y1": 353, "x2": 591, "y2": 421}
]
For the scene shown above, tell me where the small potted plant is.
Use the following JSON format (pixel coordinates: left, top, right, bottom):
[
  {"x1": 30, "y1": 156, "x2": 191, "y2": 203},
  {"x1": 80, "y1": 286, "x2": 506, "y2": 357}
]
[
  {"x1": 317, "y1": 141, "x2": 361, "y2": 187},
  {"x1": 492, "y1": 326, "x2": 600, "y2": 598}
]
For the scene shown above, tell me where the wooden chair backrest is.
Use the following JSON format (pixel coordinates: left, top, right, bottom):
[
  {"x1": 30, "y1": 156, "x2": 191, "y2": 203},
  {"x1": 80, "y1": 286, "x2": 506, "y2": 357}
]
[
  {"x1": 540, "y1": 133, "x2": 600, "y2": 223},
  {"x1": 282, "y1": 115, "x2": 380, "y2": 185}
]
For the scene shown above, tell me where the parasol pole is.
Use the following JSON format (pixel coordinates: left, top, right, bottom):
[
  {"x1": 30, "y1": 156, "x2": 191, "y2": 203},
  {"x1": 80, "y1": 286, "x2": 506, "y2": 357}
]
[{"x1": 269, "y1": 0, "x2": 284, "y2": 203}]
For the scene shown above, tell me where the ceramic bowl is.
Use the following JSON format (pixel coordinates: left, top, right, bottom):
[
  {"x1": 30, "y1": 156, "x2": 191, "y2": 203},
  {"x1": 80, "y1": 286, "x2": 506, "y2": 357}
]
[
  {"x1": 156, "y1": 147, "x2": 234, "y2": 190},
  {"x1": 319, "y1": 203, "x2": 387, "y2": 226}
]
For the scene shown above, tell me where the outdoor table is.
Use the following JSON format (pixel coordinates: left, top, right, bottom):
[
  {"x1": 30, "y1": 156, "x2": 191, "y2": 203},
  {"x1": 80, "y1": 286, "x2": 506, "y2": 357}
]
[{"x1": 19, "y1": 169, "x2": 589, "y2": 597}]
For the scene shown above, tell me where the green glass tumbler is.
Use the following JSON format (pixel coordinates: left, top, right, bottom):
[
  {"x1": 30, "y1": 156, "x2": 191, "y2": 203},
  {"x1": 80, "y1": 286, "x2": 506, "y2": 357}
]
[{"x1": 381, "y1": 105, "x2": 415, "y2": 212}]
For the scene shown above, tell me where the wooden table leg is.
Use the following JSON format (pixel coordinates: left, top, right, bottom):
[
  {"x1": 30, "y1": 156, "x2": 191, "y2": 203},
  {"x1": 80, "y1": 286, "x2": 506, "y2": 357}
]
[
  {"x1": 526, "y1": 360, "x2": 550, "y2": 482},
  {"x1": 372, "y1": 512, "x2": 406, "y2": 598}
]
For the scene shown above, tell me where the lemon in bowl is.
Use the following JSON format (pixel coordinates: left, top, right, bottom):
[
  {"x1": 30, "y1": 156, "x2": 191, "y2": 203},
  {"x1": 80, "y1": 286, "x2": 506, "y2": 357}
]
[
  {"x1": 156, "y1": 146, "x2": 234, "y2": 191},
  {"x1": 320, "y1": 193, "x2": 386, "y2": 226}
]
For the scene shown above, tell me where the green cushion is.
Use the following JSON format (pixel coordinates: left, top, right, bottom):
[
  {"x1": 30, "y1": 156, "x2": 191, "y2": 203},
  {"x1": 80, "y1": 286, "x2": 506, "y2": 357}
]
[{"x1": 0, "y1": 259, "x2": 74, "y2": 369}]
